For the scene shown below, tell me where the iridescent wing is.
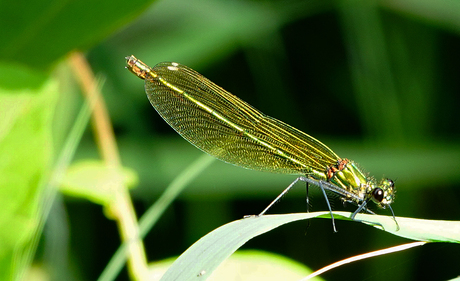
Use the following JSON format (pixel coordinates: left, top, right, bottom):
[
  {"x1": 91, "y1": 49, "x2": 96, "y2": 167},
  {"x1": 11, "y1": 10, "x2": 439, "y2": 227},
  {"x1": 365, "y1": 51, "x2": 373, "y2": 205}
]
[{"x1": 144, "y1": 61, "x2": 339, "y2": 175}]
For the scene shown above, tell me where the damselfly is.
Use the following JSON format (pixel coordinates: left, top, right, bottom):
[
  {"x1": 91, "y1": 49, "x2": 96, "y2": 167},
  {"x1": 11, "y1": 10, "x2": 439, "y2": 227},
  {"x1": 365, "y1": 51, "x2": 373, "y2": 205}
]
[{"x1": 126, "y1": 55, "x2": 398, "y2": 232}]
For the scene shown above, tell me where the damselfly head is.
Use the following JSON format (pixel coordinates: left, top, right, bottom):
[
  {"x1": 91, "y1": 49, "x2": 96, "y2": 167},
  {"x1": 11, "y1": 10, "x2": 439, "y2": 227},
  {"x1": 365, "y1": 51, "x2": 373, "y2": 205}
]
[{"x1": 371, "y1": 178, "x2": 395, "y2": 207}]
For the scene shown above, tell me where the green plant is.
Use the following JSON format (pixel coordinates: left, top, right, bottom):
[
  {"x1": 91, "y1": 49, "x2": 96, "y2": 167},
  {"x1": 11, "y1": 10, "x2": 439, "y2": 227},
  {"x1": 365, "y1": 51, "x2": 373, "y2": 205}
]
[{"x1": 1, "y1": 0, "x2": 459, "y2": 280}]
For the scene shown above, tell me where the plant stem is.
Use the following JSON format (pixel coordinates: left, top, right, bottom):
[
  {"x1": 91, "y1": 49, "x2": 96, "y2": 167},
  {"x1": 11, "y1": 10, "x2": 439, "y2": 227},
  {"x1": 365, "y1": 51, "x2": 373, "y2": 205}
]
[{"x1": 69, "y1": 52, "x2": 148, "y2": 280}]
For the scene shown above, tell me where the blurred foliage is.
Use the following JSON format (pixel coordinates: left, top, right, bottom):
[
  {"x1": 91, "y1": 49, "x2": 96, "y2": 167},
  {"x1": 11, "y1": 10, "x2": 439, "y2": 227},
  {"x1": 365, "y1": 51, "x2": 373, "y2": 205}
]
[
  {"x1": 61, "y1": 160, "x2": 138, "y2": 206},
  {"x1": 0, "y1": 0, "x2": 153, "y2": 70},
  {"x1": 0, "y1": 63, "x2": 58, "y2": 280},
  {"x1": 1, "y1": 0, "x2": 460, "y2": 280}
]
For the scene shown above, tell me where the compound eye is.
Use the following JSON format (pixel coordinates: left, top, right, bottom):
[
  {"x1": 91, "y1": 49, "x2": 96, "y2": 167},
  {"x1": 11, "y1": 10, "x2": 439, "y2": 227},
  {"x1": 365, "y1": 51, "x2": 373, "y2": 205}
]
[
  {"x1": 387, "y1": 179, "x2": 395, "y2": 188},
  {"x1": 372, "y1": 188, "x2": 384, "y2": 202}
]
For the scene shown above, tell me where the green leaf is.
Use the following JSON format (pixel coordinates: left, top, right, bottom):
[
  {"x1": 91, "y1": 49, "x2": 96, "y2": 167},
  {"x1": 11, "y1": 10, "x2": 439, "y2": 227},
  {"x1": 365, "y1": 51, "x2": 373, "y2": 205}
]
[
  {"x1": 0, "y1": 0, "x2": 156, "y2": 70},
  {"x1": 160, "y1": 212, "x2": 460, "y2": 280},
  {"x1": 60, "y1": 160, "x2": 138, "y2": 206},
  {"x1": 0, "y1": 62, "x2": 59, "y2": 280},
  {"x1": 356, "y1": 212, "x2": 460, "y2": 243},
  {"x1": 149, "y1": 250, "x2": 320, "y2": 281}
]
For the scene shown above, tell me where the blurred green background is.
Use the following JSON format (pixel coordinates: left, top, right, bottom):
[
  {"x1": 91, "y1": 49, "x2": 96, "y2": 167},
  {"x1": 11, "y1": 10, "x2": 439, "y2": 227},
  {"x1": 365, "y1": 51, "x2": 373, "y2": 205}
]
[{"x1": 1, "y1": 0, "x2": 460, "y2": 280}]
